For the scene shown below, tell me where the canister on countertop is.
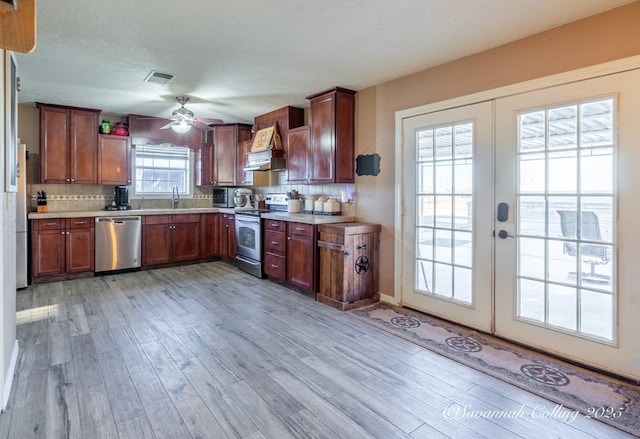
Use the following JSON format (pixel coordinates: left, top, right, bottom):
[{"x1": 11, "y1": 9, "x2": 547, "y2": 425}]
[
  {"x1": 304, "y1": 195, "x2": 317, "y2": 214},
  {"x1": 323, "y1": 197, "x2": 341, "y2": 216},
  {"x1": 314, "y1": 196, "x2": 327, "y2": 215}
]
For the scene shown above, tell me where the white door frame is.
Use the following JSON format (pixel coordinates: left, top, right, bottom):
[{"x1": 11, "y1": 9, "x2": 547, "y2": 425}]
[
  {"x1": 394, "y1": 55, "x2": 640, "y2": 381},
  {"x1": 394, "y1": 54, "x2": 640, "y2": 306}
]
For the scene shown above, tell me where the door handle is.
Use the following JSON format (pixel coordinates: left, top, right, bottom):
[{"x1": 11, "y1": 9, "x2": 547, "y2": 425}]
[{"x1": 496, "y1": 230, "x2": 514, "y2": 239}]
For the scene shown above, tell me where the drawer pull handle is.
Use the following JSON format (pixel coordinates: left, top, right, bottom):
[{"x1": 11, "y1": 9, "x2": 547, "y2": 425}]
[
  {"x1": 271, "y1": 222, "x2": 279, "y2": 227},
  {"x1": 295, "y1": 226, "x2": 305, "y2": 231},
  {"x1": 271, "y1": 264, "x2": 279, "y2": 268},
  {"x1": 357, "y1": 244, "x2": 368, "y2": 250},
  {"x1": 74, "y1": 221, "x2": 87, "y2": 225},
  {"x1": 44, "y1": 222, "x2": 56, "y2": 226},
  {"x1": 271, "y1": 241, "x2": 279, "y2": 245}
]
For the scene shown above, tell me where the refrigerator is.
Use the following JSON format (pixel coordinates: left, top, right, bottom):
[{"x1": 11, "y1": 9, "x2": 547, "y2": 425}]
[{"x1": 16, "y1": 144, "x2": 27, "y2": 289}]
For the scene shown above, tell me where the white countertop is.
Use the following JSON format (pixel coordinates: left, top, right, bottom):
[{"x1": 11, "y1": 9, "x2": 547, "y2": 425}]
[
  {"x1": 260, "y1": 212, "x2": 355, "y2": 225},
  {"x1": 29, "y1": 208, "x2": 355, "y2": 225}
]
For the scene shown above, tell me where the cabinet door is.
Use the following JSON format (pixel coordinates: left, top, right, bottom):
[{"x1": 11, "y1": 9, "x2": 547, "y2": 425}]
[
  {"x1": 32, "y1": 228, "x2": 66, "y2": 277},
  {"x1": 286, "y1": 126, "x2": 309, "y2": 183},
  {"x1": 213, "y1": 125, "x2": 238, "y2": 186},
  {"x1": 226, "y1": 216, "x2": 236, "y2": 259},
  {"x1": 195, "y1": 145, "x2": 213, "y2": 186},
  {"x1": 201, "y1": 213, "x2": 220, "y2": 258},
  {"x1": 309, "y1": 94, "x2": 335, "y2": 184},
  {"x1": 67, "y1": 227, "x2": 95, "y2": 273},
  {"x1": 286, "y1": 223, "x2": 316, "y2": 291},
  {"x1": 172, "y1": 221, "x2": 201, "y2": 262},
  {"x1": 98, "y1": 135, "x2": 131, "y2": 185},
  {"x1": 40, "y1": 105, "x2": 70, "y2": 183},
  {"x1": 70, "y1": 109, "x2": 98, "y2": 184},
  {"x1": 236, "y1": 139, "x2": 253, "y2": 186},
  {"x1": 142, "y1": 223, "x2": 171, "y2": 266}
]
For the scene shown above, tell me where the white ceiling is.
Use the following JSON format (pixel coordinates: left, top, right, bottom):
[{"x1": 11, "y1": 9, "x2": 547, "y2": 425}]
[{"x1": 14, "y1": 0, "x2": 634, "y2": 124}]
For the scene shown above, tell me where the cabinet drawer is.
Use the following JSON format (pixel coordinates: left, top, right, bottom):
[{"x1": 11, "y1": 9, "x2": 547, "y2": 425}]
[
  {"x1": 288, "y1": 222, "x2": 314, "y2": 237},
  {"x1": 264, "y1": 219, "x2": 285, "y2": 232},
  {"x1": 265, "y1": 230, "x2": 286, "y2": 256},
  {"x1": 264, "y1": 253, "x2": 286, "y2": 281},
  {"x1": 143, "y1": 215, "x2": 170, "y2": 225},
  {"x1": 172, "y1": 213, "x2": 200, "y2": 224},
  {"x1": 66, "y1": 217, "x2": 92, "y2": 229},
  {"x1": 34, "y1": 219, "x2": 63, "y2": 230}
]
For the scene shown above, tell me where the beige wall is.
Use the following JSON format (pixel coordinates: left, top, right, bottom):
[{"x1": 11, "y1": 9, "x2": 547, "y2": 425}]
[{"x1": 356, "y1": 1, "x2": 640, "y2": 302}]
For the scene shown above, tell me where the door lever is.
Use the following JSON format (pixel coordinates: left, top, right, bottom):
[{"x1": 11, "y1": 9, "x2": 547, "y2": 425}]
[{"x1": 495, "y1": 230, "x2": 514, "y2": 239}]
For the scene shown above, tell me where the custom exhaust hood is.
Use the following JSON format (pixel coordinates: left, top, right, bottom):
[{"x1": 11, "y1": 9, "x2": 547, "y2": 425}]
[
  {"x1": 243, "y1": 149, "x2": 285, "y2": 171},
  {"x1": 243, "y1": 125, "x2": 285, "y2": 171}
]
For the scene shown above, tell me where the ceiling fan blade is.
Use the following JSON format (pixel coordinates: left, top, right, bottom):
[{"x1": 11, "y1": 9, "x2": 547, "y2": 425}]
[
  {"x1": 159, "y1": 121, "x2": 176, "y2": 130},
  {"x1": 192, "y1": 121, "x2": 214, "y2": 131}
]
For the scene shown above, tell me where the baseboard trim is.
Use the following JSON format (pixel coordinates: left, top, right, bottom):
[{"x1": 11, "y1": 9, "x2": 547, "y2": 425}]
[{"x1": 2, "y1": 340, "x2": 19, "y2": 412}]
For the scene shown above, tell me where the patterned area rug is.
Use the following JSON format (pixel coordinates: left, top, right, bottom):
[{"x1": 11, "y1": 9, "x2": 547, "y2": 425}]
[{"x1": 347, "y1": 302, "x2": 640, "y2": 436}]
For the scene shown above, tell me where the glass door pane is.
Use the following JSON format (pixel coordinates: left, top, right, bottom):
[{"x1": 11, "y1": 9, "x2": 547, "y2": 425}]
[
  {"x1": 516, "y1": 98, "x2": 615, "y2": 340},
  {"x1": 416, "y1": 122, "x2": 473, "y2": 303}
]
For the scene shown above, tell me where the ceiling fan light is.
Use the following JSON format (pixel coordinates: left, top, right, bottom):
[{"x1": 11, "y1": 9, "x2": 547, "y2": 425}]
[{"x1": 171, "y1": 122, "x2": 192, "y2": 133}]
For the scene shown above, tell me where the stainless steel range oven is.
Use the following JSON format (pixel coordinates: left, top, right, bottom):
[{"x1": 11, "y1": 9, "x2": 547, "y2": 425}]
[
  {"x1": 234, "y1": 193, "x2": 289, "y2": 278},
  {"x1": 235, "y1": 212, "x2": 263, "y2": 278}
]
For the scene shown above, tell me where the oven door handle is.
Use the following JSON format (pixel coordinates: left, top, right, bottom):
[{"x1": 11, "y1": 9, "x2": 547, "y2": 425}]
[
  {"x1": 236, "y1": 255, "x2": 261, "y2": 266},
  {"x1": 236, "y1": 217, "x2": 261, "y2": 225}
]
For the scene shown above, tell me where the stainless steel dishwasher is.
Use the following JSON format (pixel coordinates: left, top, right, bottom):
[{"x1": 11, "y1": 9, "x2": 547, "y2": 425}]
[{"x1": 95, "y1": 216, "x2": 142, "y2": 273}]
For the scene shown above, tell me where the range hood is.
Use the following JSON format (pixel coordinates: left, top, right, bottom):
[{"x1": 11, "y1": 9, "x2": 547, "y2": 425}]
[{"x1": 243, "y1": 149, "x2": 286, "y2": 172}]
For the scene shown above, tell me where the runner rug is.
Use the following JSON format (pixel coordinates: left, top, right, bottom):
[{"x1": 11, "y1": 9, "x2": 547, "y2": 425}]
[{"x1": 347, "y1": 302, "x2": 640, "y2": 436}]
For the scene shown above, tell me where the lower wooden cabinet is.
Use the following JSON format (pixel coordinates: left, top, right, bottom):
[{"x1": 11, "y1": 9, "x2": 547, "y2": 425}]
[
  {"x1": 264, "y1": 219, "x2": 286, "y2": 281},
  {"x1": 32, "y1": 217, "x2": 94, "y2": 278},
  {"x1": 201, "y1": 213, "x2": 220, "y2": 258},
  {"x1": 286, "y1": 222, "x2": 316, "y2": 292},
  {"x1": 142, "y1": 214, "x2": 200, "y2": 266},
  {"x1": 219, "y1": 213, "x2": 235, "y2": 260}
]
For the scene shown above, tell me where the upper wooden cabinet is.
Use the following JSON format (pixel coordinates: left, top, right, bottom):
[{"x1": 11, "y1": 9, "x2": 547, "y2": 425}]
[
  {"x1": 199, "y1": 124, "x2": 251, "y2": 186},
  {"x1": 286, "y1": 125, "x2": 309, "y2": 184},
  {"x1": 38, "y1": 103, "x2": 101, "y2": 184},
  {"x1": 306, "y1": 87, "x2": 356, "y2": 184},
  {"x1": 98, "y1": 134, "x2": 131, "y2": 185}
]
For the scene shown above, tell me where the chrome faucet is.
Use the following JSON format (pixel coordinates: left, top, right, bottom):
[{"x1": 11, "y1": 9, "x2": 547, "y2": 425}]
[{"x1": 172, "y1": 186, "x2": 180, "y2": 209}]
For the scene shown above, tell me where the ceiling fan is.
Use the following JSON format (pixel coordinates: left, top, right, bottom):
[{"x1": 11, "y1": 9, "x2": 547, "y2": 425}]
[{"x1": 160, "y1": 96, "x2": 222, "y2": 133}]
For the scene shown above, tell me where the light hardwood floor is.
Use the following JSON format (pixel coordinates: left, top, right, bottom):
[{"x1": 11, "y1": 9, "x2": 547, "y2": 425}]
[{"x1": 0, "y1": 262, "x2": 634, "y2": 438}]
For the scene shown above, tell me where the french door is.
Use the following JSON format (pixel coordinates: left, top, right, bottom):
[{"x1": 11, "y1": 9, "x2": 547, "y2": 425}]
[
  {"x1": 401, "y1": 102, "x2": 494, "y2": 332},
  {"x1": 401, "y1": 69, "x2": 640, "y2": 380}
]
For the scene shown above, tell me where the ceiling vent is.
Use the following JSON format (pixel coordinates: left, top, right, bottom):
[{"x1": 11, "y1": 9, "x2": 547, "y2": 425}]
[{"x1": 144, "y1": 71, "x2": 174, "y2": 85}]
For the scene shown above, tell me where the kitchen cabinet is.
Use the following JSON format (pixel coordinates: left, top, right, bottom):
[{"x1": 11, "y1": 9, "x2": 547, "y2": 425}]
[
  {"x1": 142, "y1": 214, "x2": 201, "y2": 266},
  {"x1": 306, "y1": 87, "x2": 356, "y2": 184},
  {"x1": 317, "y1": 223, "x2": 381, "y2": 310},
  {"x1": 264, "y1": 219, "x2": 286, "y2": 281},
  {"x1": 286, "y1": 125, "x2": 309, "y2": 184},
  {"x1": 200, "y1": 213, "x2": 220, "y2": 258},
  {"x1": 98, "y1": 134, "x2": 131, "y2": 185},
  {"x1": 38, "y1": 103, "x2": 101, "y2": 184},
  {"x1": 219, "y1": 213, "x2": 236, "y2": 260},
  {"x1": 199, "y1": 124, "x2": 252, "y2": 186},
  {"x1": 31, "y1": 217, "x2": 94, "y2": 278},
  {"x1": 253, "y1": 106, "x2": 305, "y2": 151},
  {"x1": 286, "y1": 222, "x2": 317, "y2": 292}
]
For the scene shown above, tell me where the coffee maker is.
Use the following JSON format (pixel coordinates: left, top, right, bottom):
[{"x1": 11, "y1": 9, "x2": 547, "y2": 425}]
[{"x1": 114, "y1": 185, "x2": 130, "y2": 210}]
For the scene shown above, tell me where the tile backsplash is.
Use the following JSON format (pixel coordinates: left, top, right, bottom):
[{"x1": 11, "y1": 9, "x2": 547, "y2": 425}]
[{"x1": 29, "y1": 177, "x2": 356, "y2": 215}]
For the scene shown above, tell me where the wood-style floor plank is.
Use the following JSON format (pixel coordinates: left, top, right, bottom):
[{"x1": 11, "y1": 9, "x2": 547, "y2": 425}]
[{"x1": 1, "y1": 262, "x2": 635, "y2": 439}]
